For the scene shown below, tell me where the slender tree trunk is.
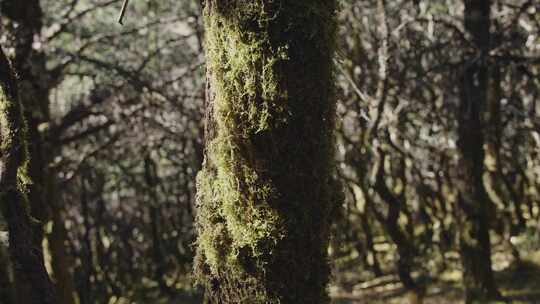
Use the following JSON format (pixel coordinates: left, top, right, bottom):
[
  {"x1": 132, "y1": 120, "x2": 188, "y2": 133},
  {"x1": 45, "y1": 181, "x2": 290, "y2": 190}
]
[
  {"x1": 0, "y1": 46, "x2": 57, "y2": 304},
  {"x1": 372, "y1": 152, "x2": 424, "y2": 303},
  {"x1": 48, "y1": 176, "x2": 77, "y2": 304},
  {"x1": 456, "y1": 1, "x2": 500, "y2": 302},
  {"x1": 144, "y1": 156, "x2": 172, "y2": 295},
  {"x1": 485, "y1": 58, "x2": 523, "y2": 261},
  {"x1": 359, "y1": 211, "x2": 383, "y2": 276},
  {"x1": 194, "y1": 1, "x2": 339, "y2": 303}
]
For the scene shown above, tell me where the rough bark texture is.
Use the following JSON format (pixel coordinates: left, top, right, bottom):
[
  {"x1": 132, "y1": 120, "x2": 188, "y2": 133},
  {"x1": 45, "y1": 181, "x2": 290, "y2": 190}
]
[
  {"x1": 456, "y1": 0, "x2": 500, "y2": 302},
  {"x1": 1, "y1": 1, "x2": 76, "y2": 303},
  {"x1": 194, "y1": 1, "x2": 339, "y2": 303},
  {"x1": 0, "y1": 46, "x2": 57, "y2": 304},
  {"x1": 1, "y1": 0, "x2": 50, "y2": 226}
]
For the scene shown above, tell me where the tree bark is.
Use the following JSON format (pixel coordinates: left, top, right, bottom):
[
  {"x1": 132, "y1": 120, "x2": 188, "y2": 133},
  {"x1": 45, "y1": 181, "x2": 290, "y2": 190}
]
[
  {"x1": 194, "y1": 1, "x2": 340, "y2": 303},
  {"x1": 456, "y1": 1, "x2": 500, "y2": 302},
  {"x1": 1, "y1": 1, "x2": 77, "y2": 303},
  {"x1": 0, "y1": 46, "x2": 57, "y2": 304},
  {"x1": 1, "y1": 0, "x2": 50, "y2": 228}
]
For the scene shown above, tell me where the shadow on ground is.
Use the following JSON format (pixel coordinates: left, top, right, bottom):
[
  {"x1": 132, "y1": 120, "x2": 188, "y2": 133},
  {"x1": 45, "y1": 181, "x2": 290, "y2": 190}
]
[{"x1": 497, "y1": 258, "x2": 540, "y2": 303}]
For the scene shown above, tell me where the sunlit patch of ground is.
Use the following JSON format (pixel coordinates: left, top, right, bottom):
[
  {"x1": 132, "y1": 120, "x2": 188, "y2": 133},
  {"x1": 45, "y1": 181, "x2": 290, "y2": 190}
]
[{"x1": 332, "y1": 250, "x2": 540, "y2": 304}]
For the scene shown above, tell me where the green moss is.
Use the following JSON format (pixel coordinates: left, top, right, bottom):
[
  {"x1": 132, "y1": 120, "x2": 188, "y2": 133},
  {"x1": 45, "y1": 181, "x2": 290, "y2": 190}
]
[
  {"x1": 195, "y1": 1, "x2": 292, "y2": 276},
  {"x1": 0, "y1": 57, "x2": 33, "y2": 221},
  {"x1": 0, "y1": 87, "x2": 13, "y2": 153},
  {"x1": 195, "y1": 1, "x2": 339, "y2": 302}
]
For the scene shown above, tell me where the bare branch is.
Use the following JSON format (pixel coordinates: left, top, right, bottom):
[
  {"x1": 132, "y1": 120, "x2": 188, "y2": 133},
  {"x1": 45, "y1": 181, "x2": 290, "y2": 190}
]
[{"x1": 117, "y1": 0, "x2": 130, "y2": 25}]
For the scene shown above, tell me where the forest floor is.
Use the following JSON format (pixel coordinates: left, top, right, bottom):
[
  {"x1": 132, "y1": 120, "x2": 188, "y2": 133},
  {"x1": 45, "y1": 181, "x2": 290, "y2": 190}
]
[
  {"x1": 331, "y1": 250, "x2": 540, "y2": 304},
  {"x1": 153, "y1": 249, "x2": 540, "y2": 304}
]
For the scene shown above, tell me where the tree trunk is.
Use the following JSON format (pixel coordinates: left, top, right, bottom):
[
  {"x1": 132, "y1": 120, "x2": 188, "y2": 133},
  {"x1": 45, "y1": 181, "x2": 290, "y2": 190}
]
[
  {"x1": 372, "y1": 152, "x2": 424, "y2": 303},
  {"x1": 1, "y1": 0, "x2": 50, "y2": 228},
  {"x1": 194, "y1": 1, "x2": 339, "y2": 303},
  {"x1": 456, "y1": 1, "x2": 500, "y2": 302},
  {"x1": 1, "y1": 1, "x2": 76, "y2": 303},
  {"x1": 48, "y1": 176, "x2": 77, "y2": 304},
  {"x1": 0, "y1": 46, "x2": 57, "y2": 304}
]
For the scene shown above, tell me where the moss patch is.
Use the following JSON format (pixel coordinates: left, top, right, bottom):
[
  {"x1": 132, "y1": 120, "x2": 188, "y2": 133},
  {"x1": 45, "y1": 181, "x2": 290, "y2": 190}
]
[
  {"x1": 196, "y1": 0, "x2": 288, "y2": 275},
  {"x1": 0, "y1": 51, "x2": 34, "y2": 225}
]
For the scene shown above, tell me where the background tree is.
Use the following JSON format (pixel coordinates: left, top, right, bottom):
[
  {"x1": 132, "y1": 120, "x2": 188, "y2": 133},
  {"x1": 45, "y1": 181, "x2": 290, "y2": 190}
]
[
  {"x1": 455, "y1": 0, "x2": 500, "y2": 301},
  {"x1": 0, "y1": 46, "x2": 57, "y2": 304}
]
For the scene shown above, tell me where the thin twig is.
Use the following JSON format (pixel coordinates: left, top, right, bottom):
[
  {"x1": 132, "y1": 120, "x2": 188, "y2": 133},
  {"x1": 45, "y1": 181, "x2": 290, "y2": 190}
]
[{"x1": 117, "y1": 0, "x2": 130, "y2": 25}]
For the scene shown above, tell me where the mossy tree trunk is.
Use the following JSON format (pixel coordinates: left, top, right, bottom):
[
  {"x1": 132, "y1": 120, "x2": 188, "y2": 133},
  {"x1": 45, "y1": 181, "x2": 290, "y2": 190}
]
[
  {"x1": 1, "y1": 0, "x2": 50, "y2": 228},
  {"x1": 0, "y1": 46, "x2": 57, "y2": 304},
  {"x1": 194, "y1": 1, "x2": 339, "y2": 303},
  {"x1": 456, "y1": 0, "x2": 500, "y2": 302},
  {"x1": 1, "y1": 1, "x2": 76, "y2": 303}
]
